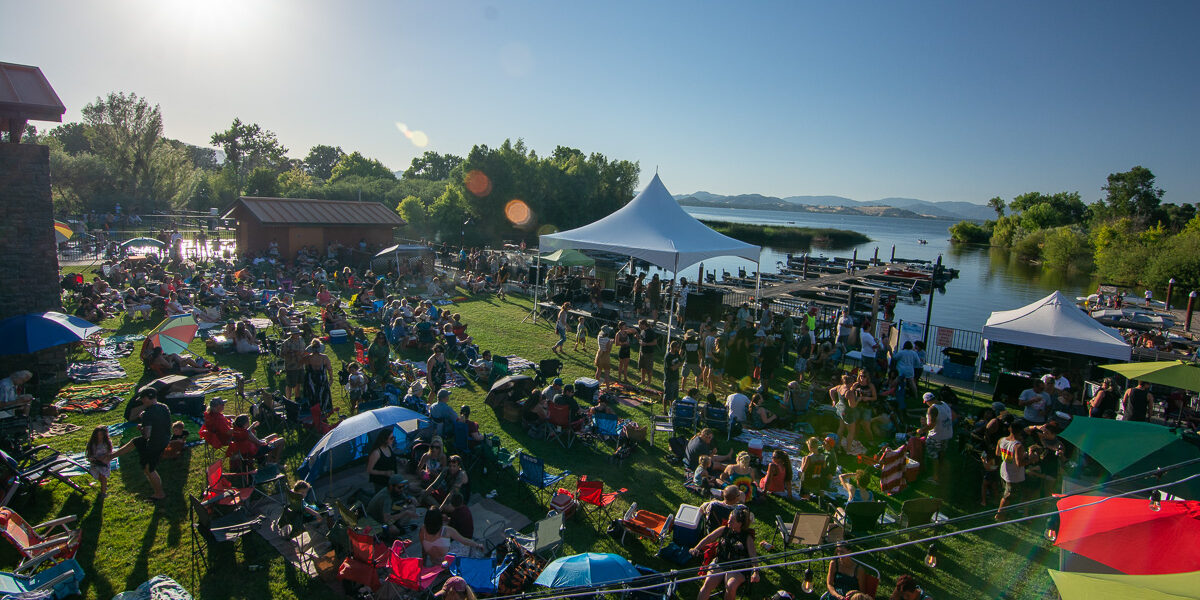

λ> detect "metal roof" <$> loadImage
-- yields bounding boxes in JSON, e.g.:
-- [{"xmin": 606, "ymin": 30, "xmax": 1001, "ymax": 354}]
[
  {"xmin": 0, "ymin": 62, "xmax": 65, "ymax": 122},
  {"xmin": 224, "ymin": 197, "xmax": 405, "ymax": 227}
]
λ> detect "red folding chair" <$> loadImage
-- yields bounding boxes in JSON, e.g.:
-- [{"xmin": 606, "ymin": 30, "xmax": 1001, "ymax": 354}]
[
  {"xmin": 575, "ymin": 475, "xmax": 626, "ymax": 523},
  {"xmin": 354, "ymin": 342, "xmax": 369, "ymax": 367},
  {"xmin": 201, "ymin": 461, "xmax": 254, "ymax": 510},
  {"xmin": 386, "ymin": 540, "xmax": 444, "ymax": 593},
  {"xmin": 337, "ymin": 528, "xmax": 393, "ymax": 592}
]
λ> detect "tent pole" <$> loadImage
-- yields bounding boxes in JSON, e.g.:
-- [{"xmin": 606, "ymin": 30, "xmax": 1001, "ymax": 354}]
[
  {"xmin": 524, "ymin": 249, "xmax": 541, "ymax": 324},
  {"xmin": 667, "ymin": 255, "xmax": 678, "ymax": 349},
  {"xmin": 754, "ymin": 252, "xmax": 763, "ymax": 321}
]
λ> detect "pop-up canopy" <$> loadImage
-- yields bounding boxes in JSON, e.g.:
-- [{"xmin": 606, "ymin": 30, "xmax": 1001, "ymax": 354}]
[{"xmin": 983, "ymin": 291, "xmax": 1131, "ymax": 361}]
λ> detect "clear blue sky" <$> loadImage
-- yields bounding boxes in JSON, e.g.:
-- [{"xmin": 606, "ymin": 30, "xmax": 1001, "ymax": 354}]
[{"xmin": 4, "ymin": 0, "xmax": 1198, "ymax": 205}]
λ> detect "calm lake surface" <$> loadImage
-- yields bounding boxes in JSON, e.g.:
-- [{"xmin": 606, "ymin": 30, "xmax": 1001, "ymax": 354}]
[{"xmin": 680, "ymin": 206, "xmax": 1096, "ymax": 333}]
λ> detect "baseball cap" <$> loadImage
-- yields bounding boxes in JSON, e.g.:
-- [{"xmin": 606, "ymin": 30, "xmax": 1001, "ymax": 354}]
[
  {"xmin": 552, "ymin": 377, "xmax": 563, "ymax": 386},
  {"xmin": 389, "ymin": 473, "xmax": 407, "ymax": 486},
  {"xmin": 437, "ymin": 388, "xmax": 451, "ymax": 399},
  {"xmin": 922, "ymin": 392, "xmax": 936, "ymax": 403},
  {"xmin": 208, "ymin": 397, "xmax": 226, "ymax": 408},
  {"xmin": 992, "ymin": 401, "xmax": 1007, "ymax": 413}
]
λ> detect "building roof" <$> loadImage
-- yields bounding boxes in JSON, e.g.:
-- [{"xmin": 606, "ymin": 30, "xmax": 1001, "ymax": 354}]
[
  {"xmin": 224, "ymin": 197, "xmax": 405, "ymax": 227},
  {"xmin": 0, "ymin": 62, "xmax": 65, "ymax": 123}
]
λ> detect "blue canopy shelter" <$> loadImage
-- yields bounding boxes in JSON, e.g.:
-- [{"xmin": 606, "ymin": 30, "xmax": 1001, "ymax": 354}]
[{"xmin": 295, "ymin": 406, "xmax": 429, "ymax": 491}]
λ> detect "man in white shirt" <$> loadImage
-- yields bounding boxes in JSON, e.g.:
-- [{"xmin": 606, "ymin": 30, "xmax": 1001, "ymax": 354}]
[
  {"xmin": 919, "ymin": 392, "xmax": 955, "ymax": 485},
  {"xmin": 1019, "ymin": 379, "xmax": 1051, "ymax": 424},
  {"xmin": 859, "ymin": 318, "xmax": 881, "ymax": 376},
  {"xmin": 726, "ymin": 387, "xmax": 751, "ymax": 423}
]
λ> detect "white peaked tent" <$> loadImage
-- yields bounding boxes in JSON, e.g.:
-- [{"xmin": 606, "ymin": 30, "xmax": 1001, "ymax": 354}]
[
  {"xmin": 983, "ymin": 291, "xmax": 1132, "ymax": 361},
  {"xmin": 537, "ymin": 173, "xmax": 762, "ymax": 339}
]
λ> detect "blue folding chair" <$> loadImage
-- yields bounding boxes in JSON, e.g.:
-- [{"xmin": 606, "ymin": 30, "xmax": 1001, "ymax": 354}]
[
  {"xmin": 517, "ymin": 452, "xmax": 570, "ymax": 505},
  {"xmin": 451, "ymin": 554, "xmax": 512, "ymax": 595},
  {"xmin": 593, "ymin": 412, "xmax": 621, "ymax": 445},
  {"xmin": 0, "ymin": 558, "xmax": 84, "ymax": 599},
  {"xmin": 703, "ymin": 403, "xmax": 733, "ymax": 440}
]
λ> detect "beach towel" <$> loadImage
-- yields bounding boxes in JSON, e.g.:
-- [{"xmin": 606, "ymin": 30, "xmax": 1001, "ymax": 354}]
[
  {"xmin": 503, "ymin": 355, "xmax": 536, "ymax": 372},
  {"xmin": 55, "ymin": 382, "xmax": 134, "ymax": 413},
  {"xmin": 403, "ymin": 360, "xmax": 468, "ymax": 389},
  {"xmin": 67, "ymin": 360, "xmax": 128, "ymax": 383},
  {"xmin": 189, "ymin": 370, "xmax": 240, "ymax": 393},
  {"xmin": 87, "ymin": 341, "xmax": 134, "ymax": 360}
]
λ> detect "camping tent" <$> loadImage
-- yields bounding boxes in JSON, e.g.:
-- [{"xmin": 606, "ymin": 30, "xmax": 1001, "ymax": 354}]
[
  {"xmin": 294, "ymin": 406, "xmax": 429, "ymax": 487},
  {"xmin": 537, "ymin": 174, "xmax": 761, "ymax": 340},
  {"xmin": 982, "ymin": 291, "xmax": 1131, "ymax": 361},
  {"xmin": 540, "ymin": 248, "xmax": 595, "ymax": 267}
]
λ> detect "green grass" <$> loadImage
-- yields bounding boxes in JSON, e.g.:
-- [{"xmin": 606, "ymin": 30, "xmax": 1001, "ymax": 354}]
[{"xmin": 15, "ymin": 269, "xmax": 1058, "ymax": 599}]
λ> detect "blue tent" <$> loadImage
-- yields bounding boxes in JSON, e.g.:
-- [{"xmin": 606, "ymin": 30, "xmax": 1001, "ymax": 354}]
[{"xmin": 295, "ymin": 406, "xmax": 429, "ymax": 485}]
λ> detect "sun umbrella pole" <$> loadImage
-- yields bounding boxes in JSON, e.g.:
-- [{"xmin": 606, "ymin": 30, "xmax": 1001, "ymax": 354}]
[
  {"xmin": 667, "ymin": 255, "xmax": 678, "ymax": 349},
  {"xmin": 754, "ymin": 251, "xmax": 763, "ymax": 321}
]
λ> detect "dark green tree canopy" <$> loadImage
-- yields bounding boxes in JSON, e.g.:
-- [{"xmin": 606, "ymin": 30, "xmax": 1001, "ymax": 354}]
[
  {"xmin": 403, "ymin": 151, "xmax": 463, "ymax": 180},
  {"xmin": 330, "ymin": 151, "xmax": 396, "ymax": 182},
  {"xmin": 210, "ymin": 118, "xmax": 289, "ymax": 183},
  {"xmin": 1099, "ymin": 165, "xmax": 1163, "ymax": 223},
  {"xmin": 303, "ymin": 144, "xmax": 345, "ymax": 181}
]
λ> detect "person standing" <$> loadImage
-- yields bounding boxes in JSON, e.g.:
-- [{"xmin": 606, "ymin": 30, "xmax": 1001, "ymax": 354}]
[
  {"xmin": 1122, "ymin": 380, "xmax": 1154, "ymax": 422},
  {"xmin": 426, "ymin": 345, "xmax": 450, "ymax": 399},
  {"xmin": 114, "ymin": 389, "xmax": 170, "ymax": 502},
  {"xmin": 1018, "ymin": 378, "xmax": 1051, "ymax": 425},
  {"xmin": 615, "ymin": 322, "xmax": 633, "ymax": 382},
  {"xmin": 858, "ymin": 318, "xmax": 881, "ymax": 378},
  {"xmin": 919, "ymin": 392, "xmax": 955, "ymax": 486},
  {"xmin": 367, "ymin": 331, "xmax": 391, "ymax": 383},
  {"xmin": 551, "ymin": 302, "xmax": 571, "ymax": 354},
  {"xmin": 892, "ymin": 341, "xmax": 922, "ymax": 411},
  {"xmin": 779, "ymin": 309, "xmax": 795, "ymax": 365},
  {"xmin": 995, "ymin": 421, "xmax": 1027, "ymax": 520},
  {"xmin": 594, "ymin": 326, "xmax": 613, "ymax": 382},
  {"xmin": 681, "ymin": 330, "xmax": 702, "ymax": 391},
  {"xmin": 280, "ymin": 329, "xmax": 307, "ymax": 401},
  {"xmin": 304, "ymin": 339, "xmax": 334, "ymax": 413},
  {"xmin": 662, "ymin": 341, "xmax": 683, "ymax": 415},
  {"xmin": 637, "ymin": 319, "xmax": 658, "ymax": 385},
  {"xmin": 1088, "ymin": 377, "xmax": 1118, "ymax": 418}
]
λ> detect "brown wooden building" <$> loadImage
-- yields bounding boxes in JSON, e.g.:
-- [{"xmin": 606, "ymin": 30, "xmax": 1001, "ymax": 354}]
[{"xmin": 223, "ymin": 197, "xmax": 405, "ymax": 259}]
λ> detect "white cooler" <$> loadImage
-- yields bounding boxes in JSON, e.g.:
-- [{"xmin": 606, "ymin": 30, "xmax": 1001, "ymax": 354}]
[{"xmin": 673, "ymin": 503, "xmax": 703, "ymax": 547}]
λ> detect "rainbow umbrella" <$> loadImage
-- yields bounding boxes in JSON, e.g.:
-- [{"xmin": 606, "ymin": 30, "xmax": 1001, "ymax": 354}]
[
  {"xmin": 53, "ymin": 221, "xmax": 74, "ymax": 244},
  {"xmin": 146, "ymin": 314, "xmax": 198, "ymax": 356}
]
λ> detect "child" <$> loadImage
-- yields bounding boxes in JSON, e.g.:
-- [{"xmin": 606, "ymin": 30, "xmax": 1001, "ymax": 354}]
[
  {"xmin": 573, "ymin": 316, "xmax": 588, "ymax": 352},
  {"xmin": 693, "ymin": 455, "xmax": 717, "ymax": 492},
  {"xmin": 162, "ymin": 421, "xmax": 189, "ymax": 459},
  {"xmin": 85, "ymin": 425, "xmax": 114, "ymax": 496}
]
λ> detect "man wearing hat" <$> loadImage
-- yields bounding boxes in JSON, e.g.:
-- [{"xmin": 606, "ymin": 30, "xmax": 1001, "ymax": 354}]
[
  {"xmin": 435, "ymin": 575, "xmax": 474, "ymax": 600},
  {"xmin": 115, "ymin": 388, "xmax": 171, "ymax": 501},
  {"xmin": 541, "ymin": 377, "xmax": 564, "ymax": 403},
  {"xmin": 366, "ymin": 473, "xmax": 417, "ymax": 540},
  {"xmin": 919, "ymin": 392, "xmax": 955, "ymax": 486},
  {"xmin": 429, "ymin": 388, "xmax": 459, "ymax": 438}
]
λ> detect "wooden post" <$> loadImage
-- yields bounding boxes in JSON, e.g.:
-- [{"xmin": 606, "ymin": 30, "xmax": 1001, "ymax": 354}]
[
  {"xmin": 873, "ymin": 247, "xmax": 879, "ymax": 266},
  {"xmin": 802, "ymin": 254, "xmax": 809, "ymax": 280},
  {"xmin": 890, "ymin": 244, "xmax": 896, "ymax": 262},
  {"xmin": 1187, "ymin": 291, "xmax": 1196, "ymax": 331},
  {"xmin": 1166, "ymin": 278, "xmax": 1176, "ymax": 310}
]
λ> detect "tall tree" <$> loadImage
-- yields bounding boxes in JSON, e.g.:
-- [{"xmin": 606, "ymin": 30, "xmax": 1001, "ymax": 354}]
[
  {"xmin": 244, "ymin": 167, "xmax": 280, "ymax": 197},
  {"xmin": 396, "ymin": 195, "xmax": 429, "ymax": 232},
  {"xmin": 48, "ymin": 123, "xmax": 91, "ymax": 155},
  {"xmin": 210, "ymin": 118, "xmax": 289, "ymax": 188},
  {"xmin": 303, "ymin": 144, "xmax": 345, "ymax": 181},
  {"xmin": 402, "ymin": 151, "xmax": 463, "ymax": 180},
  {"xmin": 987, "ymin": 196, "xmax": 1005, "ymax": 218},
  {"xmin": 330, "ymin": 151, "xmax": 396, "ymax": 182},
  {"xmin": 1100, "ymin": 166, "xmax": 1164, "ymax": 223}
]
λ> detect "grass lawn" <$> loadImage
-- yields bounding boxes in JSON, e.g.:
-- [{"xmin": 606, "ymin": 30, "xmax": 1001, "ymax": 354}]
[{"xmin": 8, "ymin": 268, "xmax": 1059, "ymax": 599}]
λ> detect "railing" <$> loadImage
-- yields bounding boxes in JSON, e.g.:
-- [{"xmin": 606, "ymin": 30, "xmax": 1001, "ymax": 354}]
[{"xmin": 889, "ymin": 319, "xmax": 985, "ymax": 373}]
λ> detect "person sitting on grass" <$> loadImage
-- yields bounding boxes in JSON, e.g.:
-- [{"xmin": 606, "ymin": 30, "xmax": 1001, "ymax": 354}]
[
  {"xmin": 422, "ymin": 454, "xmax": 469, "ymax": 507},
  {"xmin": 686, "ymin": 428, "xmax": 733, "ymax": 471},
  {"xmin": 693, "ymin": 455, "xmax": 718, "ymax": 492},
  {"xmin": 367, "ymin": 473, "xmax": 418, "ymax": 540},
  {"xmin": 720, "ymin": 451, "xmax": 759, "ymax": 503},
  {"xmin": 837, "ymin": 469, "xmax": 874, "ymax": 504},
  {"xmin": 799, "ymin": 437, "xmax": 831, "ymax": 499},
  {"xmin": 747, "ymin": 393, "xmax": 780, "ymax": 429},
  {"xmin": 758, "ymin": 449, "xmax": 794, "ymax": 499},
  {"xmin": 470, "ymin": 350, "xmax": 493, "ymax": 381},
  {"xmin": 420, "ymin": 508, "xmax": 483, "ymax": 566}
]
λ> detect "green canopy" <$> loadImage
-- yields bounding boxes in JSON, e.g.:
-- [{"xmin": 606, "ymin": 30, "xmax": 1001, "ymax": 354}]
[
  {"xmin": 540, "ymin": 248, "xmax": 595, "ymax": 267},
  {"xmin": 1100, "ymin": 360, "xmax": 1200, "ymax": 393},
  {"xmin": 1059, "ymin": 417, "xmax": 1200, "ymax": 499},
  {"xmin": 1049, "ymin": 569, "xmax": 1200, "ymax": 600}
]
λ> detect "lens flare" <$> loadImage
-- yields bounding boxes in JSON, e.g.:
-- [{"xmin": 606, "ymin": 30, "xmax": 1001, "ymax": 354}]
[
  {"xmin": 537, "ymin": 224, "xmax": 558, "ymax": 236},
  {"xmin": 464, "ymin": 170, "xmax": 492, "ymax": 197},
  {"xmin": 394, "ymin": 122, "xmax": 430, "ymax": 148},
  {"xmin": 505, "ymin": 199, "xmax": 532, "ymax": 226}
]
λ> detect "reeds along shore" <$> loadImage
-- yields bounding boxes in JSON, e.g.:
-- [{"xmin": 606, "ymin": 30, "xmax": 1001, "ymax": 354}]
[{"xmin": 699, "ymin": 220, "xmax": 871, "ymax": 249}]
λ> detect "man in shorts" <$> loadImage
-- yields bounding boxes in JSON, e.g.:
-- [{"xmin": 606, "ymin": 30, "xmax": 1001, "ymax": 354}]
[
  {"xmin": 280, "ymin": 329, "xmax": 307, "ymax": 401},
  {"xmin": 995, "ymin": 420, "xmax": 1028, "ymax": 520},
  {"xmin": 116, "ymin": 388, "xmax": 171, "ymax": 501},
  {"xmin": 918, "ymin": 392, "xmax": 954, "ymax": 486},
  {"xmin": 637, "ymin": 319, "xmax": 658, "ymax": 385}
]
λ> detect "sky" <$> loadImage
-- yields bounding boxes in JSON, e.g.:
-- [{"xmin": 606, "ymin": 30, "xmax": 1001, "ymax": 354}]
[{"xmin": 4, "ymin": 0, "xmax": 1199, "ymax": 206}]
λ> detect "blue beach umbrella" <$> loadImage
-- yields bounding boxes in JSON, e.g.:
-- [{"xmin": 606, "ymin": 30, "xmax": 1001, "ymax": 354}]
[
  {"xmin": 534, "ymin": 552, "xmax": 640, "ymax": 588},
  {"xmin": 0, "ymin": 312, "xmax": 101, "ymax": 355},
  {"xmin": 295, "ymin": 406, "xmax": 429, "ymax": 486}
]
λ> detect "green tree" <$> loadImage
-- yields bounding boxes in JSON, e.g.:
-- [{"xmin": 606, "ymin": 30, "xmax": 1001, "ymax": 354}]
[
  {"xmin": 396, "ymin": 195, "xmax": 429, "ymax": 232},
  {"xmin": 987, "ymin": 196, "xmax": 1005, "ymax": 218},
  {"xmin": 330, "ymin": 151, "xmax": 396, "ymax": 182},
  {"xmin": 277, "ymin": 166, "xmax": 315, "ymax": 197},
  {"xmin": 402, "ymin": 151, "xmax": 463, "ymax": 180},
  {"xmin": 303, "ymin": 144, "xmax": 344, "ymax": 181},
  {"xmin": 990, "ymin": 215, "xmax": 1019, "ymax": 247},
  {"xmin": 244, "ymin": 166, "xmax": 280, "ymax": 197},
  {"xmin": 1098, "ymin": 166, "xmax": 1163, "ymax": 224},
  {"xmin": 210, "ymin": 118, "xmax": 289, "ymax": 188},
  {"xmin": 948, "ymin": 220, "xmax": 991, "ymax": 244},
  {"xmin": 48, "ymin": 122, "xmax": 91, "ymax": 155},
  {"xmin": 1042, "ymin": 226, "xmax": 1092, "ymax": 271},
  {"xmin": 186, "ymin": 172, "xmax": 216, "ymax": 211}
]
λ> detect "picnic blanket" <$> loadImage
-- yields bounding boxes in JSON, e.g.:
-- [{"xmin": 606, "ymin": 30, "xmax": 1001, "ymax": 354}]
[
  {"xmin": 32, "ymin": 421, "xmax": 81, "ymax": 440},
  {"xmin": 106, "ymin": 333, "xmax": 146, "ymax": 344},
  {"xmin": 402, "ymin": 360, "xmax": 468, "ymax": 389},
  {"xmin": 503, "ymin": 355, "xmax": 536, "ymax": 372},
  {"xmin": 87, "ymin": 341, "xmax": 134, "ymax": 360},
  {"xmin": 55, "ymin": 382, "xmax": 134, "ymax": 413},
  {"xmin": 67, "ymin": 360, "xmax": 128, "ymax": 383},
  {"xmin": 733, "ymin": 427, "xmax": 811, "ymax": 458},
  {"xmin": 189, "ymin": 370, "xmax": 240, "ymax": 393},
  {"xmin": 602, "ymin": 381, "xmax": 659, "ymax": 407}
]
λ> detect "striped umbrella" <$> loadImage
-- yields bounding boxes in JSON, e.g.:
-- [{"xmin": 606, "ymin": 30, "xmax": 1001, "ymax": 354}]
[
  {"xmin": 54, "ymin": 221, "xmax": 74, "ymax": 244},
  {"xmin": 146, "ymin": 314, "xmax": 198, "ymax": 356}
]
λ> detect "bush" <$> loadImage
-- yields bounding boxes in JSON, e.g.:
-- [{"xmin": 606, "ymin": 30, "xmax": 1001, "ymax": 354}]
[
  {"xmin": 949, "ymin": 221, "xmax": 991, "ymax": 244},
  {"xmin": 1042, "ymin": 227, "xmax": 1092, "ymax": 272},
  {"xmin": 1012, "ymin": 229, "xmax": 1045, "ymax": 260}
]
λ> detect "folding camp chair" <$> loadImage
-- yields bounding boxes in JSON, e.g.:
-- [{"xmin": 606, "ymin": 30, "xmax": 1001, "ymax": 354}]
[
  {"xmin": 384, "ymin": 540, "xmax": 443, "ymax": 594},
  {"xmin": 0, "ymin": 447, "xmax": 91, "ymax": 505},
  {"xmin": 451, "ymin": 554, "xmax": 513, "ymax": 595},
  {"xmin": 590, "ymin": 412, "xmax": 621, "ymax": 446},
  {"xmin": 338, "ymin": 531, "xmax": 394, "ymax": 593},
  {"xmin": 504, "ymin": 510, "xmax": 565, "ymax": 559},
  {"xmin": 650, "ymin": 400, "xmax": 697, "ymax": 446},
  {"xmin": 703, "ymin": 403, "xmax": 732, "ymax": 440},
  {"xmin": 353, "ymin": 342, "xmax": 370, "ymax": 367},
  {"xmin": 833, "ymin": 501, "xmax": 888, "ymax": 538},
  {"xmin": 625, "ymin": 564, "xmax": 678, "ymax": 600},
  {"xmin": 189, "ymin": 495, "xmax": 262, "ymax": 570},
  {"xmin": 619, "ymin": 503, "xmax": 674, "ymax": 551},
  {"xmin": 452, "ymin": 421, "xmax": 483, "ymax": 472},
  {"xmin": 0, "ymin": 558, "xmax": 84, "ymax": 599},
  {"xmin": 883, "ymin": 497, "xmax": 948, "ymax": 529},
  {"xmin": 771, "ymin": 512, "xmax": 831, "ymax": 550},
  {"xmin": 517, "ymin": 452, "xmax": 569, "ymax": 505},
  {"xmin": 856, "ymin": 559, "xmax": 882, "ymax": 597},
  {"xmin": 201, "ymin": 461, "xmax": 255, "ymax": 511},
  {"xmin": 0, "ymin": 508, "xmax": 81, "ymax": 573},
  {"xmin": 575, "ymin": 475, "xmax": 626, "ymax": 524},
  {"xmin": 546, "ymin": 402, "xmax": 575, "ymax": 449}
]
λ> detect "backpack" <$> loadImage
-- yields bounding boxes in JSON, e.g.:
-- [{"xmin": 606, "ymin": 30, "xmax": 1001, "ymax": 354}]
[
  {"xmin": 606, "ymin": 520, "xmax": 626, "ymax": 543},
  {"xmin": 656, "ymin": 542, "xmax": 694, "ymax": 566},
  {"xmin": 668, "ymin": 436, "xmax": 688, "ymax": 464}
]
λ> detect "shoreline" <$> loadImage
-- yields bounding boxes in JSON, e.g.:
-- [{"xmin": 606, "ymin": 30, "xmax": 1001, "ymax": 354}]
[{"xmin": 700, "ymin": 219, "xmax": 871, "ymax": 249}]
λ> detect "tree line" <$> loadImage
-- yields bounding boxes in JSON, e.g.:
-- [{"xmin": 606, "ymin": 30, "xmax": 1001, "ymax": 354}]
[
  {"xmin": 39, "ymin": 91, "xmax": 640, "ymax": 246},
  {"xmin": 948, "ymin": 166, "xmax": 1200, "ymax": 289}
]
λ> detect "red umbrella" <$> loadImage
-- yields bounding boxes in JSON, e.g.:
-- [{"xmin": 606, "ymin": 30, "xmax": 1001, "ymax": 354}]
[{"xmin": 1054, "ymin": 495, "xmax": 1200, "ymax": 575}]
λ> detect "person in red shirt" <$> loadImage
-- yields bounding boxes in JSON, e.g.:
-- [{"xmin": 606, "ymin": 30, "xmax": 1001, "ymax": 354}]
[
  {"xmin": 229, "ymin": 414, "xmax": 282, "ymax": 464},
  {"xmin": 201, "ymin": 397, "xmax": 233, "ymax": 447}
]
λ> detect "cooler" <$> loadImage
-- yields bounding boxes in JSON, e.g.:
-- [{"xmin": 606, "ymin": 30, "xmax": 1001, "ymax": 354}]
[
  {"xmin": 748, "ymin": 439, "xmax": 764, "ymax": 460},
  {"xmin": 329, "ymin": 329, "xmax": 349, "ymax": 344},
  {"xmin": 574, "ymin": 377, "xmax": 600, "ymax": 403},
  {"xmin": 905, "ymin": 458, "xmax": 921, "ymax": 482},
  {"xmin": 673, "ymin": 503, "xmax": 703, "ymax": 547}
]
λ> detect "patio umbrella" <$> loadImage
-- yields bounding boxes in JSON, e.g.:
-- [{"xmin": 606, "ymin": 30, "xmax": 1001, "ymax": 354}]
[
  {"xmin": 1059, "ymin": 417, "xmax": 1200, "ymax": 499},
  {"xmin": 540, "ymin": 248, "xmax": 595, "ymax": 267},
  {"xmin": 53, "ymin": 221, "xmax": 73, "ymax": 244},
  {"xmin": 534, "ymin": 552, "xmax": 640, "ymax": 588},
  {"xmin": 146, "ymin": 314, "xmax": 198, "ymax": 356},
  {"xmin": 294, "ymin": 406, "xmax": 429, "ymax": 486},
  {"xmin": 1049, "ymin": 569, "xmax": 1200, "ymax": 599},
  {"xmin": 1054, "ymin": 495, "xmax": 1200, "ymax": 574},
  {"xmin": 120, "ymin": 237, "xmax": 165, "ymax": 250},
  {"xmin": 1100, "ymin": 360, "xmax": 1200, "ymax": 393},
  {"xmin": 0, "ymin": 312, "xmax": 101, "ymax": 355}
]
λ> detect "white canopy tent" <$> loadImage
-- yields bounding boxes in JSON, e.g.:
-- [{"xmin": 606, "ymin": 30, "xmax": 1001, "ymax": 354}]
[
  {"xmin": 983, "ymin": 290, "xmax": 1132, "ymax": 361},
  {"xmin": 537, "ymin": 173, "xmax": 762, "ymax": 341}
]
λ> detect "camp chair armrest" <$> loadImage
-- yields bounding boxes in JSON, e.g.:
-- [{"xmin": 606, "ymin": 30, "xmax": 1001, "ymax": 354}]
[
  {"xmin": 34, "ymin": 515, "xmax": 78, "ymax": 531},
  {"xmin": 13, "ymin": 551, "xmax": 56, "ymax": 574},
  {"xmin": 24, "ymin": 533, "xmax": 77, "ymax": 553}
]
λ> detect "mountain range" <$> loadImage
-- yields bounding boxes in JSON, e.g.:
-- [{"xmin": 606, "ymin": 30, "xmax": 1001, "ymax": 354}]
[{"xmin": 675, "ymin": 191, "xmax": 995, "ymax": 221}]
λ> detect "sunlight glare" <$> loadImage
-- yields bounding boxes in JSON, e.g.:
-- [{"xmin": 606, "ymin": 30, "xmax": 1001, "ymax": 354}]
[{"xmin": 504, "ymin": 199, "xmax": 532, "ymax": 227}]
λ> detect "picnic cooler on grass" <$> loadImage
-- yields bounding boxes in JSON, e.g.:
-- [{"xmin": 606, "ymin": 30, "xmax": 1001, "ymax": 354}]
[
  {"xmin": 550, "ymin": 489, "xmax": 578, "ymax": 520},
  {"xmin": 876, "ymin": 446, "xmax": 908, "ymax": 495},
  {"xmin": 748, "ymin": 439, "xmax": 764, "ymax": 459},
  {"xmin": 328, "ymin": 329, "xmax": 348, "ymax": 344},
  {"xmin": 574, "ymin": 377, "xmax": 600, "ymax": 403},
  {"xmin": 673, "ymin": 503, "xmax": 703, "ymax": 547}
]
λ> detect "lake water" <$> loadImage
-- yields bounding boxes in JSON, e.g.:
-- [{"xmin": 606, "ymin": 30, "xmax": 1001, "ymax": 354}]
[{"xmin": 680, "ymin": 206, "xmax": 1096, "ymax": 333}]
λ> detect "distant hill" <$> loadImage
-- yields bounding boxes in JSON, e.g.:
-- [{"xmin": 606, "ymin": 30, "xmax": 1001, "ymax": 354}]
[{"xmin": 677, "ymin": 191, "xmax": 995, "ymax": 221}]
